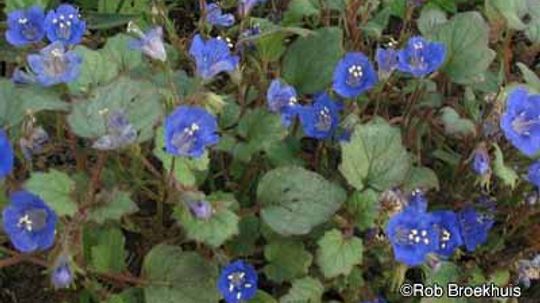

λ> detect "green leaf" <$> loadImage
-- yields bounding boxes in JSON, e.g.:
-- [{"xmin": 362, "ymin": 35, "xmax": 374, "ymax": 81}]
[
  {"xmin": 430, "ymin": 12, "xmax": 496, "ymax": 84},
  {"xmin": 280, "ymin": 277, "xmax": 324, "ymax": 303},
  {"xmin": 485, "ymin": 0, "xmax": 537, "ymax": 31},
  {"xmin": 517, "ymin": 62, "xmax": 540, "ymax": 92},
  {"xmin": 25, "ymin": 170, "xmax": 77, "ymax": 216},
  {"xmin": 98, "ymin": 0, "xmax": 149, "ymax": 14},
  {"xmin": 88, "ymin": 190, "xmax": 139, "ymax": 224},
  {"xmin": 249, "ymin": 291, "xmax": 278, "ymax": 303},
  {"xmin": 362, "ymin": 7, "xmax": 392, "ymax": 38},
  {"xmin": 339, "ymin": 118, "xmax": 411, "ymax": 191},
  {"xmin": 492, "ymin": 143, "xmax": 519, "ymax": 189},
  {"xmin": 403, "ymin": 166, "xmax": 440, "ymax": 192},
  {"xmin": 174, "ymin": 193, "xmax": 239, "ymax": 248},
  {"xmin": 143, "ymin": 244, "xmax": 219, "ymax": 303},
  {"xmin": 153, "ymin": 127, "xmax": 210, "ymax": 186},
  {"xmin": 282, "ymin": 27, "xmax": 343, "ymax": 94},
  {"xmin": 440, "ymin": 107, "xmax": 477, "ymax": 137},
  {"xmin": 69, "ymin": 45, "xmax": 120, "ymax": 94},
  {"xmin": 101, "ymin": 34, "xmax": 144, "ymax": 71},
  {"xmin": 4, "ymin": 0, "xmax": 48, "ymax": 12},
  {"xmin": 233, "ymin": 109, "xmax": 288, "ymax": 162},
  {"xmin": 264, "ymin": 240, "xmax": 313, "ymax": 283},
  {"xmin": 258, "ymin": 166, "xmax": 346, "ymax": 236},
  {"xmin": 418, "ymin": 7, "xmax": 448, "ymax": 36},
  {"xmin": 68, "ymin": 77, "xmax": 163, "ymax": 142},
  {"xmin": 226, "ymin": 215, "xmax": 260, "ymax": 256},
  {"xmin": 421, "ymin": 262, "xmax": 465, "ymax": 303},
  {"xmin": 0, "ymin": 80, "xmax": 69, "ymax": 128},
  {"xmin": 83, "ymin": 227, "xmax": 126, "ymax": 273},
  {"xmin": 316, "ymin": 229, "xmax": 363, "ymax": 279},
  {"xmin": 86, "ymin": 12, "xmax": 139, "ymax": 30},
  {"xmin": 346, "ymin": 189, "xmax": 379, "ymax": 231},
  {"xmin": 282, "ymin": 0, "xmax": 320, "ymax": 25}
]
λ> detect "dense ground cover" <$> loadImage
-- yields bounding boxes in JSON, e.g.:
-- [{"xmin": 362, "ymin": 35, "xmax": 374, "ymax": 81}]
[{"xmin": 0, "ymin": 0, "xmax": 539, "ymax": 302}]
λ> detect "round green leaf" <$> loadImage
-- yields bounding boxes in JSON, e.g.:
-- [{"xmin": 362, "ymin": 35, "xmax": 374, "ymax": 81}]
[
  {"xmin": 339, "ymin": 118, "xmax": 410, "ymax": 191},
  {"xmin": 316, "ymin": 229, "xmax": 363, "ymax": 279},
  {"xmin": 257, "ymin": 166, "xmax": 346, "ymax": 236}
]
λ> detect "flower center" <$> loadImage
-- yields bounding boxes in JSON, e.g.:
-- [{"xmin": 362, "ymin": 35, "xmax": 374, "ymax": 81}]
[
  {"xmin": 43, "ymin": 49, "xmax": 67, "ymax": 77},
  {"xmin": 512, "ymin": 111, "xmax": 540, "ymax": 136},
  {"xmin": 227, "ymin": 271, "xmax": 253, "ymax": 300},
  {"xmin": 171, "ymin": 123, "xmax": 199, "ymax": 154},
  {"xmin": 346, "ymin": 64, "xmax": 364, "ymax": 87},
  {"xmin": 52, "ymin": 14, "xmax": 75, "ymax": 39},
  {"xmin": 18, "ymin": 18, "xmax": 40, "ymax": 40},
  {"xmin": 316, "ymin": 107, "xmax": 332, "ymax": 132},
  {"xmin": 397, "ymin": 228, "xmax": 431, "ymax": 246},
  {"xmin": 440, "ymin": 229, "xmax": 451, "ymax": 249},
  {"xmin": 17, "ymin": 208, "xmax": 48, "ymax": 232}
]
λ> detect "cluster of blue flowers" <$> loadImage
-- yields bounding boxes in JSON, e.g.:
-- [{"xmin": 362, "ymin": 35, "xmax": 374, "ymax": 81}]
[
  {"xmin": 261, "ymin": 36, "xmax": 446, "ymax": 140},
  {"xmin": 385, "ymin": 191, "xmax": 494, "ymax": 266},
  {"xmin": 7, "ymin": 4, "xmax": 85, "ymax": 86}
]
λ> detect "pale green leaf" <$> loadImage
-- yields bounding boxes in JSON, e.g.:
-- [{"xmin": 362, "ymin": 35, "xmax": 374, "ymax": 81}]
[
  {"xmin": 316, "ymin": 229, "xmax": 363, "ymax": 279},
  {"xmin": 25, "ymin": 170, "xmax": 77, "ymax": 216}
]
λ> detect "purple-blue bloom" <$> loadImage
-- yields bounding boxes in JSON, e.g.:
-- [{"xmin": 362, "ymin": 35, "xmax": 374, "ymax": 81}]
[
  {"xmin": 5, "ymin": 6, "xmax": 46, "ymax": 47},
  {"xmin": 527, "ymin": 161, "xmax": 540, "ymax": 188},
  {"xmin": 0, "ymin": 130, "xmax": 15, "ymax": 180},
  {"xmin": 385, "ymin": 202, "xmax": 439, "ymax": 266},
  {"xmin": 189, "ymin": 34, "xmax": 240, "ymax": 80},
  {"xmin": 266, "ymin": 79, "xmax": 301, "ymax": 127},
  {"xmin": 44, "ymin": 4, "xmax": 86, "ymax": 45},
  {"xmin": 188, "ymin": 200, "xmax": 214, "ymax": 219},
  {"xmin": 2, "ymin": 191, "xmax": 57, "ymax": 253},
  {"xmin": 375, "ymin": 47, "xmax": 398, "ymax": 78},
  {"xmin": 432, "ymin": 211, "xmax": 463, "ymax": 258},
  {"xmin": 397, "ymin": 36, "xmax": 446, "ymax": 77},
  {"xmin": 129, "ymin": 27, "xmax": 167, "ymax": 62},
  {"xmin": 206, "ymin": 3, "xmax": 235, "ymax": 27},
  {"xmin": 164, "ymin": 106, "xmax": 220, "ymax": 158},
  {"xmin": 457, "ymin": 206, "xmax": 494, "ymax": 252},
  {"xmin": 406, "ymin": 189, "xmax": 428, "ymax": 213},
  {"xmin": 19, "ymin": 41, "xmax": 82, "ymax": 87},
  {"xmin": 332, "ymin": 52, "xmax": 378, "ymax": 99},
  {"xmin": 51, "ymin": 255, "xmax": 73, "ymax": 289},
  {"xmin": 217, "ymin": 260, "xmax": 258, "ymax": 303},
  {"xmin": 471, "ymin": 145, "xmax": 490, "ymax": 176},
  {"xmin": 93, "ymin": 110, "xmax": 137, "ymax": 151},
  {"xmin": 298, "ymin": 93, "xmax": 342, "ymax": 139},
  {"xmin": 238, "ymin": 0, "xmax": 267, "ymax": 17},
  {"xmin": 500, "ymin": 87, "xmax": 540, "ymax": 157}
]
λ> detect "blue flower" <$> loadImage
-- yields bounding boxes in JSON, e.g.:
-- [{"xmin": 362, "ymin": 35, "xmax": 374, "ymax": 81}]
[
  {"xmin": 375, "ymin": 47, "xmax": 398, "ymax": 78},
  {"xmin": 218, "ymin": 260, "xmax": 258, "ymax": 303},
  {"xmin": 2, "ymin": 191, "xmax": 57, "ymax": 253},
  {"xmin": 471, "ymin": 145, "xmax": 490, "ymax": 176},
  {"xmin": 527, "ymin": 161, "xmax": 540, "ymax": 188},
  {"xmin": 20, "ymin": 41, "xmax": 82, "ymax": 87},
  {"xmin": 406, "ymin": 189, "xmax": 428, "ymax": 213},
  {"xmin": 44, "ymin": 4, "xmax": 86, "ymax": 45},
  {"xmin": 129, "ymin": 26, "xmax": 167, "ymax": 62},
  {"xmin": 51, "ymin": 255, "xmax": 73, "ymax": 289},
  {"xmin": 189, "ymin": 34, "xmax": 240, "ymax": 80},
  {"xmin": 206, "ymin": 3, "xmax": 235, "ymax": 27},
  {"xmin": 0, "ymin": 130, "xmax": 14, "ymax": 180},
  {"xmin": 93, "ymin": 110, "xmax": 137, "ymax": 151},
  {"xmin": 332, "ymin": 52, "xmax": 378, "ymax": 99},
  {"xmin": 188, "ymin": 200, "xmax": 214, "ymax": 219},
  {"xmin": 362, "ymin": 297, "xmax": 387, "ymax": 303},
  {"xmin": 298, "ymin": 93, "xmax": 342, "ymax": 139},
  {"xmin": 5, "ymin": 6, "xmax": 46, "ymax": 47},
  {"xmin": 266, "ymin": 79, "xmax": 301, "ymax": 127},
  {"xmin": 164, "ymin": 106, "xmax": 220, "ymax": 158},
  {"xmin": 432, "ymin": 211, "xmax": 463, "ymax": 258},
  {"xmin": 397, "ymin": 36, "xmax": 446, "ymax": 77},
  {"xmin": 500, "ymin": 87, "xmax": 540, "ymax": 157},
  {"xmin": 457, "ymin": 206, "xmax": 494, "ymax": 252},
  {"xmin": 238, "ymin": 0, "xmax": 267, "ymax": 16},
  {"xmin": 385, "ymin": 204, "xmax": 439, "ymax": 266}
]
